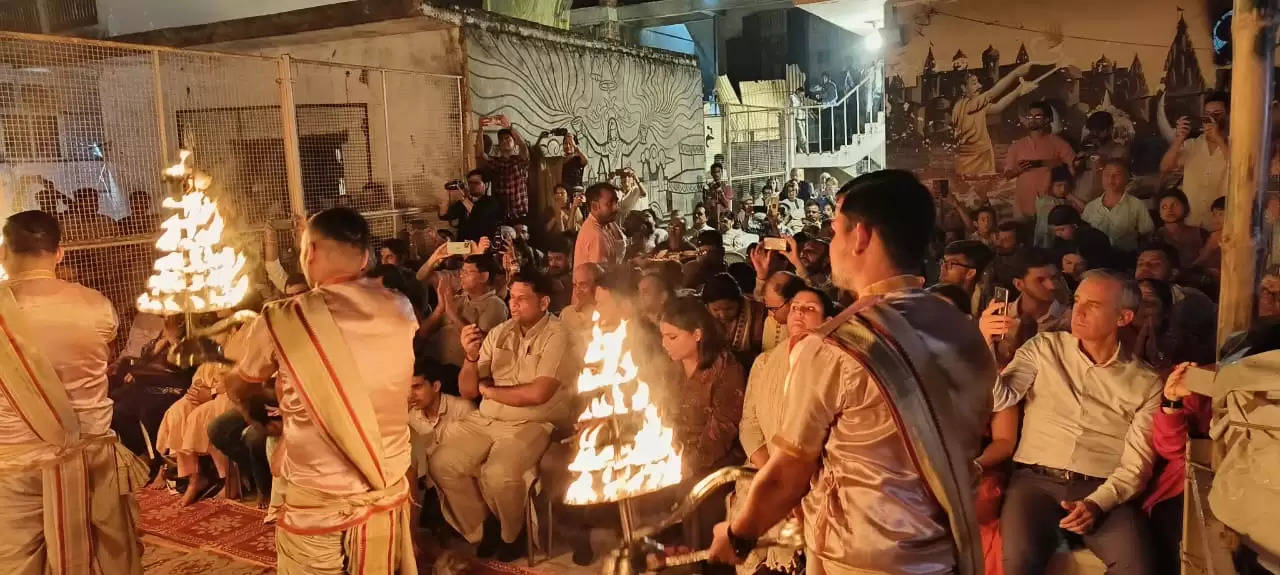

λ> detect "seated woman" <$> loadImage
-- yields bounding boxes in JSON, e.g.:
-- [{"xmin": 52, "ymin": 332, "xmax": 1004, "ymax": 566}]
[
  {"xmin": 734, "ymin": 285, "xmax": 837, "ymax": 575},
  {"xmin": 658, "ymin": 297, "xmax": 747, "ymax": 549},
  {"xmin": 701, "ymin": 272, "xmax": 767, "ymax": 368},
  {"xmin": 157, "ymin": 308, "xmax": 253, "ymax": 506}
]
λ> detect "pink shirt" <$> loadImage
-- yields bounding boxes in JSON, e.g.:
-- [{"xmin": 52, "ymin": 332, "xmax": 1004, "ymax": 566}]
[
  {"xmin": 1005, "ymin": 134, "xmax": 1075, "ymax": 217},
  {"xmin": 1143, "ymin": 393, "xmax": 1211, "ymax": 514},
  {"xmin": 573, "ymin": 213, "xmax": 625, "ymax": 265},
  {"xmin": 0, "ymin": 271, "xmax": 116, "ymax": 443},
  {"xmin": 236, "ymin": 278, "xmax": 416, "ymax": 497}
]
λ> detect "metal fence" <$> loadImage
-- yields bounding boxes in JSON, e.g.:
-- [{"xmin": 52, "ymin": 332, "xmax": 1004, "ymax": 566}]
[
  {"xmin": 721, "ymin": 103, "xmax": 788, "ymax": 205},
  {"xmin": 0, "ymin": 32, "xmax": 465, "ymax": 352}
]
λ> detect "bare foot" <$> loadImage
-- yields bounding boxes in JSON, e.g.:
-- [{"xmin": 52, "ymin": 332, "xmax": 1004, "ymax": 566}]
[{"xmin": 180, "ymin": 474, "xmax": 207, "ymax": 507}]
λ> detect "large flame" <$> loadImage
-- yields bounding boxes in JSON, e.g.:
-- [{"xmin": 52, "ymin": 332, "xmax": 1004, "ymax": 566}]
[
  {"xmin": 136, "ymin": 150, "xmax": 249, "ymax": 315},
  {"xmin": 564, "ymin": 313, "xmax": 682, "ymax": 505}
]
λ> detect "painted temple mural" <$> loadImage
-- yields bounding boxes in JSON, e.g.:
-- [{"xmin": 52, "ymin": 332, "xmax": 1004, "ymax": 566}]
[{"xmin": 885, "ymin": 2, "xmax": 1222, "ymax": 214}]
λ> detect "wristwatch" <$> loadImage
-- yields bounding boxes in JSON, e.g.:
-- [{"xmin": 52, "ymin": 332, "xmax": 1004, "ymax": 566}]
[
  {"xmin": 726, "ymin": 525, "xmax": 757, "ymax": 560},
  {"xmin": 1161, "ymin": 397, "xmax": 1184, "ymax": 410}
]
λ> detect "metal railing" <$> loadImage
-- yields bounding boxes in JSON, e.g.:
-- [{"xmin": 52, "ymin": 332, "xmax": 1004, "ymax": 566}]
[{"xmin": 792, "ymin": 71, "xmax": 879, "ymax": 155}]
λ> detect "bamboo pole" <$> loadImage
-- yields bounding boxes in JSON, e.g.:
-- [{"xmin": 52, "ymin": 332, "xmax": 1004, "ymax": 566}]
[
  {"xmin": 278, "ymin": 55, "xmax": 307, "ymax": 226},
  {"xmin": 1219, "ymin": 0, "xmax": 1277, "ymax": 352}
]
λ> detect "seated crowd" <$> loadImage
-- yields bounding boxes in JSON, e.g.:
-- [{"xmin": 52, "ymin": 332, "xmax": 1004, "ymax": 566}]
[{"xmin": 98, "ymin": 144, "xmax": 1271, "ymax": 575}]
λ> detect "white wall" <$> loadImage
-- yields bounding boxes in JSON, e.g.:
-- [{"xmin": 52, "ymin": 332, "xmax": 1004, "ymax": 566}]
[
  {"xmin": 466, "ymin": 26, "xmax": 705, "ymax": 217},
  {"xmin": 96, "ymin": 0, "xmax": 348, "ymax": 37}
]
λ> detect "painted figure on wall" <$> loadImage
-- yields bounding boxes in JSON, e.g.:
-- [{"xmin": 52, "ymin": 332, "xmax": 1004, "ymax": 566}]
[{"xmin": 951, "ymin": 62, "xmax": 1036, "ymax": 176}]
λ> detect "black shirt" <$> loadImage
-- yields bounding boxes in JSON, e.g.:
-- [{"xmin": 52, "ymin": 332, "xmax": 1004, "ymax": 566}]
[
  {"xmin": 562, "ymin": 155, "xmax": 588, "ymax": 190},
  {"xmin": 443, "ymin": 196, "xmax": 503, "ymax": 242}
]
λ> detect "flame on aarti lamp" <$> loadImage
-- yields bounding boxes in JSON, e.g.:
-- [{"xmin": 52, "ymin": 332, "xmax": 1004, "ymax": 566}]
[
  {"xmin": 136, "ymin": 150, "xmax": 249, "ymax": 315},
  {"xmin": 564, "ymin": 313, "xmax": 682, "ymax": 505}
]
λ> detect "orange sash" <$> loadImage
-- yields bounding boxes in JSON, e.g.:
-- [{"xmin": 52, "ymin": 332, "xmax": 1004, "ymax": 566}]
[
  {"xmin": 263, "ymin": 292, "xmax": 416, "ymax": 574},
  {"xmin": 0, "ymin": 283, "xmax": 145, "ymax": 575}
]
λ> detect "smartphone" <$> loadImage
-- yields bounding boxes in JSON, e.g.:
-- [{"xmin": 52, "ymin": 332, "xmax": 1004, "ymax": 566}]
[
  {"xmin": 446, "ymin": 241, "xmax": 473, "ymax": 256},
  {"xmin": 479, "ymin": 114, "xmax": 507, "ymax": 128},
  {"xmin": 993, "ymin": 286, "xmax": 1011, "ymax": 311},
  {"xmin": 933, "ymin": 178, "xmax": 950, "ymax": 197},
  {"xmin": 762, "ymin": 237, "xmax": 788, "ymax": 251}
]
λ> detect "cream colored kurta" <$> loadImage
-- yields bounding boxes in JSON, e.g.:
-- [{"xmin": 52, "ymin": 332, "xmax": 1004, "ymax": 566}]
[
  {"xmin": 235, "ymin": 278, "xmax": 418, "ymax": 521},
  {"xmin": 0, "ymin": 272, "xmax": 116, "ymax": 443},
  {"xmin": 0, "ymin": 270, "xmax": 143, "ymax": 575}
]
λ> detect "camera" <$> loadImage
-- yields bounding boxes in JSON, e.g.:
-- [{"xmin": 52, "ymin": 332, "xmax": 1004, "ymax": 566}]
[{"xmin": 445, "ymin": 179, "xmax": 464, "ymax": 191}]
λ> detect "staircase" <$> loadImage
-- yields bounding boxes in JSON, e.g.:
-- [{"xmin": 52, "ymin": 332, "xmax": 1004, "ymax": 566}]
[{"xmin": 792, "ymin": 121, "xmax": 885, "ymax": 173}]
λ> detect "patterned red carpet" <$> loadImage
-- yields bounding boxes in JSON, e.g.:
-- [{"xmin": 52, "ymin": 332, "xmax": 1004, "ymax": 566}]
[
  {"xmin": 136, "ymin": 488, "xmax": 557, "ymax": 575},
  {"xmin": 136, "ymin": 488, "xmax": 276, "ymax": 566}
]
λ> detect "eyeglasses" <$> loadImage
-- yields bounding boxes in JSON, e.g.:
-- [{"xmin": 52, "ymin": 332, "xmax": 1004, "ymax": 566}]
[
  {"xmin": 765, "ymin": 301, "xmax": 790, "ymax": 313},
  {"xmin": 941, "ymin": 259, "xmax": 974, "ymax": 270}
]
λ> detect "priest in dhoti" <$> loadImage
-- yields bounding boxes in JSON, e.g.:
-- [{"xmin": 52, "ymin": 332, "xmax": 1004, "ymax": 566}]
[
  {"xmin": 226, "ymin": 207, "xmax": 419, "ymax": 574},
  {"xmin": 0, "ymin": 210, "xmax": 147, "ymax": 575},
  {"xmin": 709, "ymin": 171, "xmax": 995, "ymax": 575}
]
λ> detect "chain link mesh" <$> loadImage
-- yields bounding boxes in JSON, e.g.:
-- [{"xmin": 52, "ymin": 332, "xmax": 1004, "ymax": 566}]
[{"xmin": 0, "ymin": 33, "xmax": 464, "ymax": 353}]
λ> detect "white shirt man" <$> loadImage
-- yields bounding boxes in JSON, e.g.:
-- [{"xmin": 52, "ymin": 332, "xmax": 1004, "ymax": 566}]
[{"xmin": 992, "ymin": 270, "xmax": 1160, "ymax": 575}]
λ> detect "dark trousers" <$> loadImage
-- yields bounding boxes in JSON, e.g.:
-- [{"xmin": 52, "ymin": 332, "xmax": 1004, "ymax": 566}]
[
  {"xmin": 206, "ymin": 410, "xmax": 271, "ymax": 498},
  {"xmin": 109, "ymin": 374, "xmax": 188, "ymax": 457},
  {"xmin": 1150, "ymin": 495, "xmax": 1184, "ymax": 575},
  {"xmin": 1001, "ymin": 468, "xmax": 1155, "ymax": 575}
]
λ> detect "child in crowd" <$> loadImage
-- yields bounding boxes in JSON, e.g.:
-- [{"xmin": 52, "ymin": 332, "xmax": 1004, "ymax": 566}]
[
  {"xmin": 1034, "ymin": 166, "xmax": 1083, "ymax": 248},
  {"xmin": 1153, "ymin": 189, "xmax": 1205, "ymax": 272},
  {"xmin": 969, "ymin": 206, "xmax": 998, "ymax": 248}
]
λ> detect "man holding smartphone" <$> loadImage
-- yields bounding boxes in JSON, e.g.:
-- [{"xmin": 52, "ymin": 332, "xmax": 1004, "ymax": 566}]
[
  {"xmin": 1004, "ymin": 101, "xmax": 1076, "ymax": 218},
  {"xmin": 1159, "ymin": 91, "xmax": 1230, "ymax": 227}
]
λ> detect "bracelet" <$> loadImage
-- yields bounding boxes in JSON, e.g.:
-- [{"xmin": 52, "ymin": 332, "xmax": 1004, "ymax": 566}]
[
  {"xmin": 1161, "ymin": 397, "xmax": 1184, "ymax": 410},
  {"xmin": 972, "ymin": 459, "xmax": 984, "ymax": 477},
  {"xmin": 465, "ymin": 355, "xmax": 480, "ymax": 363}
]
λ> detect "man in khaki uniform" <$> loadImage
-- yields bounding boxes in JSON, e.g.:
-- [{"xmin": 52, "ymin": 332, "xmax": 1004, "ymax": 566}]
[{"xmin": 432, "ymin": 269, "xmax": 572, "ymax": 561}]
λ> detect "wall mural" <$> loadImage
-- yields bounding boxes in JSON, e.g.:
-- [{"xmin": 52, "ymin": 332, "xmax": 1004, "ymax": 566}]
[
  {"xmin": 465, "ymin": 26, "xmax": 705, "ymax": 216},
  {"xmin": 886, "ymin": 2, "xmax": 1219, "ymax": 216}
]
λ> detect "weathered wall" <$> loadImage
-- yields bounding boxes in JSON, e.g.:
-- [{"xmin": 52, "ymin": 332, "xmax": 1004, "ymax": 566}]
[
  {"xmin": 464, "ymin": 23, "xmax": 705, "ymax": 217},
  {"xmin": 193, "ymin": 27, "xmax": 469, "ymax": 216},
  {"xmin": 885, "ymin": 0, "xmax": 1220, "ymax": 213},
  {"xmin": 97, "ymin": 0, "xmax": 348, "ymax": 37},
  {"xmin": 199, "ymin": 27, "xmax": 466, "ymax": 76}
]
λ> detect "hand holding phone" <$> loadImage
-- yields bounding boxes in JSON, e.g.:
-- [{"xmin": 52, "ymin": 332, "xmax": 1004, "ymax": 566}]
[
  {"xmin": 446, "ymin": 241, "xmax": 473, "ymax": 256},
  {"xmin": 762, "ymin": 237, "xmax": 788, "ymax": 251}
]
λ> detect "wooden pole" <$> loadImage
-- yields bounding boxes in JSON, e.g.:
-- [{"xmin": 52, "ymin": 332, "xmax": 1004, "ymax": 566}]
[
  {"xmin": 278, "ymin": 55, "xmax": 307, "ymax": 226},
  {"xmin": 1219, "ymin": 0, "xmax": 1277, "ymax": 352}
]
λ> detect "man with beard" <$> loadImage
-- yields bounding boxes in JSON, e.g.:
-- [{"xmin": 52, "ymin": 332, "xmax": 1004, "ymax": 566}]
[
  {"xmin": 544, "ymin": 237, "xmax": 573, "ymax": 313},
  {"xmin": 782, "ymin": 236, "xmax": 834, "ymax": 295},
  {"xmin": 574, "ymin": 182, "xmax": 626, "ymax": 266},
  {"xmin": 1004, "ymin": 101, "xmax": 1076, "ymax": 218},
  {"xmin": 709, "ymin": 171, "xmax": 993, "ymax": 575},
  {"xmin": 438, "ymin": 169, "xmax": 503, "ymax": 242}
]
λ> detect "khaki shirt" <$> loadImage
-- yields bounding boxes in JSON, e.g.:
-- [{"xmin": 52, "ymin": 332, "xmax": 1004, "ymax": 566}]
[
  {"xmin": 477, "ymin": 314, "xmax": 572, "ymax": 424},
  {"xmin": 994, "ymin": 331, "xmax": 1161, "ymax": 511},
  {"xmin": 409, "ymin": 394, "xmax": 476, "ymax": 483},
  {"xmin": 435, "ymin": 289, "xmax": 508, "ymax": 366}
]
